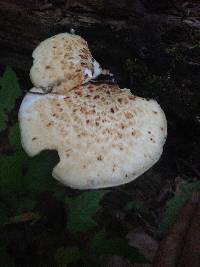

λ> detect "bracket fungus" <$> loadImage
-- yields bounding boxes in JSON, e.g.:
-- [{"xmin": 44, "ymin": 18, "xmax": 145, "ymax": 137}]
[
  {"xmin": 30, "ymin": 33, "xmax": 102, "ymax": 91},
  {"xmin": 19, "ymin": 33, "xmax": 167, "ymax": 189}
]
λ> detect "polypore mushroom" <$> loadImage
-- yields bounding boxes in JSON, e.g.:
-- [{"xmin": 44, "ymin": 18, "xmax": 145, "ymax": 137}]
[
  {"xmin": 30, "ymin": 33, "xmax": 102, "ymax": 91},
  {"xmin": 19, "ymin": 32, "xmax": 167, "ymax": 189},
  {"xmin": 19, "ymin": 82, "xmax": 167, "ymax": 189}
]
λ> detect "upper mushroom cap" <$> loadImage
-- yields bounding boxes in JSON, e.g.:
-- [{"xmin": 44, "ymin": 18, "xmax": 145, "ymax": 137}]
[
  {"xmin": 19, "ymin": 82, "xmax": 167, "ymax": 189},
  {"xmin": 30, "ymin": 33, "xmax": 102, "ymax": 91}
]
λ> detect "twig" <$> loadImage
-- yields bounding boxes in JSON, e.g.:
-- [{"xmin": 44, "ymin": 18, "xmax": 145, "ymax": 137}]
[{"xmin": 4, "ymin": 212, "xmax": 41, "ymax": 226}]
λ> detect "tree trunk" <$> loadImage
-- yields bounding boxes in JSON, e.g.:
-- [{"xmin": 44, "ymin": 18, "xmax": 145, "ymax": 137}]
[{"xmin": 0, "ymin": 0, "xmax": 199, "ymax": 122}]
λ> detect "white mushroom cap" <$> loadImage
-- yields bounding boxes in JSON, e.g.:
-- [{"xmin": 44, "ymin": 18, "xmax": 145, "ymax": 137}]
[
  {"xmin": 30, "ymin": 33, "xmax": 102, "ymax": 91},
  {"xmin": 19, "ymin": 83, "xmax": 167, "ymax": 189}
]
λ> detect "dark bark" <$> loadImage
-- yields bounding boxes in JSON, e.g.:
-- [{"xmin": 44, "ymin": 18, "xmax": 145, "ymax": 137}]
[
  {"xmin": 0, "ymin": 1, "xmax": 199, "ymax": 73},
  {"xmin": 0, "ymin": 0, "xmax": 199, "ymax": 129}
]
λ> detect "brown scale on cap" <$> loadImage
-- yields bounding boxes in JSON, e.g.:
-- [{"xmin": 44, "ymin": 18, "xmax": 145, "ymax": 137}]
[{"xmin": 30, "ymin": 33, "xmax": 102, "ymax": 91}]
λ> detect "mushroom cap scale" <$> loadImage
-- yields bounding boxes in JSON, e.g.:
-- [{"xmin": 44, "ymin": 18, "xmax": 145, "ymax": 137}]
[
  {"xmin": 19, "ymin": 83, "xmax": 167, "ymax": 189},
  {"xmin": 30, "ymin": 33, "xmax": 101, "ymax": 91}
]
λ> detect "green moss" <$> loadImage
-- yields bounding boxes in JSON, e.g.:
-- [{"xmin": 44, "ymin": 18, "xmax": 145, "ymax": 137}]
[
  {"xmin": 191, "ymin": 42, "xmax": 200, "ymax": 48},
  {"xmin": 165, "ymin": 46, "xmax": 184, "ymax": 62},
  {"xmin": 124, "ymin": 57, "xmax": 175, "ymax": 96},
  {"xmin": 124, "ymin": 58, "xmax": 149, "ymax": 79}
]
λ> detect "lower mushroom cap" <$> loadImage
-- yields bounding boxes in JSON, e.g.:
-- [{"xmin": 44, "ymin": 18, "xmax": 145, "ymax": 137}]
[{"xmin": 19, "ymin": 83, "xmax": 167, "ymax": 189}]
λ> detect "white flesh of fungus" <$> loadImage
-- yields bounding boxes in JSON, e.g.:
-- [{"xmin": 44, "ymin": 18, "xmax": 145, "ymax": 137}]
[
  {"xmin": 19, "ymin": 83, "xmax": 167, "ymax": 189},
  {"xmin": 30, "ymin": 33, "xmax": 102, "ymax": 91}
]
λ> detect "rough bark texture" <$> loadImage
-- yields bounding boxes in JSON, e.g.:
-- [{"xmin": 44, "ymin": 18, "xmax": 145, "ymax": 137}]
[{"xmin": 0, "ymin": 0, "xmax": 199, "ymax": 124}]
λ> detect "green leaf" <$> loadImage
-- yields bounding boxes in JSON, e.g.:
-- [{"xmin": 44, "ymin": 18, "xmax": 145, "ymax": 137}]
[
  {"xmin": 66, "ymin": 190, "xmax": 108, "ymax": 234},
  {"xmin": 0, "ymin": 147, "xmax": 61, "ymax": 195},
  {"xmin": 0, "ymin": 66, "xmax": 21, "ymax": 132},
  {"xmin": 0, "ymin": 151, "xmax": 29, "ymax": 193},
  {"xmin": 91, "ymin": 231, "xmax": 147, "ymax": 264},
  {"xmin": 158, "ymin": 181, "xmax": 200, "ymax": 236},
  {"xmin": 0, "ymin": 66, "xmax": 21, "ymax": 111},
  {"xmin": 8, "ymin": 123, "xmax": 22, "ymax": 151},
  {"xmin": 181, "ymin": 181, "xmax": 200, "ymax": 193},
  {"xmin": 24, "ymin": 150, "xmax": 61, "ymax": 194},
  {"xmin": 54, "ymin": 246, "xmax": 82, "ymax": 265},
  {"xmin": 0, "ymin": 111, "xmax": 8, "ymax": 132}
]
